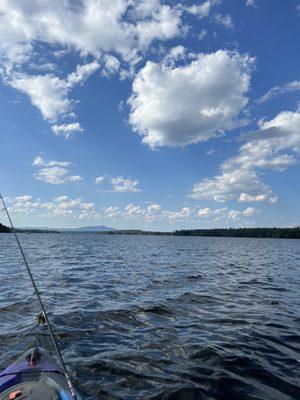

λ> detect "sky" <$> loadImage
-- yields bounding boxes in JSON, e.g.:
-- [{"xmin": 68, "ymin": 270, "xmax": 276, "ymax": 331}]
[{"xmin": 0, "ymin": 0, "xmax": 300, "ymax": 230}]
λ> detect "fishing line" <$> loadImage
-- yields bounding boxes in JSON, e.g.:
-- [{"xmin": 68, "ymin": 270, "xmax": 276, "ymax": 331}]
[{"xmin": 0, "ymin": 193, "xmax": 77, "ymax": 399}]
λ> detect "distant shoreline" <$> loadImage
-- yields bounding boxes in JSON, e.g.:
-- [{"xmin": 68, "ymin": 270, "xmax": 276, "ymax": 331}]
[
  {"xmin": 102, "ymin": 228, "xmax": 300, "ymax": 239},
  {"xmin": 1, "ymin": 223, "xmax": 300, "ymax": 239}
]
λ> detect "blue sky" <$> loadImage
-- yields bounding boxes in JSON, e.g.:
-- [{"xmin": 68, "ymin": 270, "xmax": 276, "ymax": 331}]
[{"xmin": 0, "ymin": 0, "xmax": 300, "ymax": 230}]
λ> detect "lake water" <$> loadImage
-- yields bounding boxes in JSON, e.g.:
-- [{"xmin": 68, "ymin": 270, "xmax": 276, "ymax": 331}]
[{"xmin": 0, "ymin": 233, "xmax": 299, "ymax": 399}]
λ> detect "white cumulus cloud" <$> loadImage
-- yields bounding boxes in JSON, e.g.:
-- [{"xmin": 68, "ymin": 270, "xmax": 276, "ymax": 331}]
[
  {"xmin": 9, "ymin": 74, "xmax": 72, "ymax": 121},
  {"xmin": 125, "ymin": 203, "xmax": 144, "ymax": 216},
  {"xmin": 0, "ymin": 0, "xmax": 183, "ymax": 65},
  {"xmin": 147, "ymin": 204, "xmax": 162, "ymax": 213},
  {"xmin": 110, "ymin": 177, "xmax": 142, "ymax": 192},
  {"xmin": 67, "ymin": 61, "xmax": 100, "ymax": 86},
  {"xmin": 228, "ymin": 207, "xmax": 258, "ymax": 219},
  {"xmin": 102, "ymin": 55, "xmax": 121, "ymax": 76},
  {"xmin": 191, "ymin": 168, "xmax": 274, "ymax": 203},
  {"xmin": 6, "ymin": 194, "xmax": 262, "ymax": 226},
  {"xmin": 128, "ymin": 49, "xmax": 254, "ymax": 148},
  {"xmin": 0, "ymin": 1, "xmax": 186, "ymax": 139},
  {"xmin": 7, "ymin": 61, "xmax": 99, "ymax": 122},
  {"xmin": 198, "ymin": 207, "xmax": 212, "ymax": 217},
  {"xmin": 95, "ymin": 176, "xmax": 105, "ymax": 185},
  {"xmin": 32, "ymin": 156, "xmax": 72, "ymax": 168},
  {"xmin": 32, "ymin": 156, "xmax": 83, "ymax": 185},
  {"xmin": 197, "ymin": 206, "xmax": 258, "ymax": 220},
  {"xmin": 181, "ymin": 0, "xmax": 220, "ymax": 19},
  {"xmin": 8, "ymin": 195, "xmax": 97, "ymax": 219},
  {"xmin": 134, "ymin": 2, "xmax": 182, "ymax": 48},
  {"xmin": 163, "ymin": 207, "xmax": 190, "ymax": 220},
  {"xmin": 190, "ymin": 111, "xmax": 300, "ymax": 203},
  {"xmin": 238, "ymin": 193, "xmax": 268, "ymax": 202},
  {"xmin": 51, "ymin": 123, "xmax": 84, "ymax": 139}
]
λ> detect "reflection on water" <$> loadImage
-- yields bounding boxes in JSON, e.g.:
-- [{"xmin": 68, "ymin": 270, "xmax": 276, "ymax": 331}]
[{"xmin": 0, "ymin": 233, "xmax": 299, "ymax": 399}]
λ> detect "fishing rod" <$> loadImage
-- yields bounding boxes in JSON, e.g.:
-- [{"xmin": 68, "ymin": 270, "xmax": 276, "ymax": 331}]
[{"xmin": 0, "ymin": 193, "xmax": 77, "ymax": 399}]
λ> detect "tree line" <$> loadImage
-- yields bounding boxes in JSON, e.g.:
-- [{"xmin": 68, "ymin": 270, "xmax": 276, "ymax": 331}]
[
  {"xmin": 1, "ymin": 223, "xmax": 300, "ymax": 238},
  {"xmin": 0, "ymin": 223, "xmax": 10, "ymax": 233},
  {"xmin": 173, "ymin": 227, "xmax": 300, "ymax": 239}
]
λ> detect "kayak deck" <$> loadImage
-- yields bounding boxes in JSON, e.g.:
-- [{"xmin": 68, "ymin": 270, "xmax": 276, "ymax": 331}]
[{"xmin": 0, "ymin": 347, "xmax": 80, "ymax": 399}]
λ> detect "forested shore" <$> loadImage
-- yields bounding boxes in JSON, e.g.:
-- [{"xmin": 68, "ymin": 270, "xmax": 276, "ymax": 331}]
[
  {"xmin": 0, "ymin": 223, "xmax": 10, "ymax": 233},
  {"xmin": 173, "ymin": 227, "xmax": 300, "ymax": 239},
  {"xmin": 106, "ymin": 227, "xmax": 300, "ymax": 239},
  {"xmin": 1, "ymin": 223, "xmax": 300, "ymax": 238}
]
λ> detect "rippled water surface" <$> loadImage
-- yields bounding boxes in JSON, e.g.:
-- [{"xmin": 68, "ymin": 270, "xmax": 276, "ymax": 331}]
[{"xmin": 0, "ymin": 233, "xmax": 299, "ymax": 399}]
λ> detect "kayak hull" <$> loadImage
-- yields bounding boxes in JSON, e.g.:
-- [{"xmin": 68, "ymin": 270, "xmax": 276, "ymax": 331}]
[{"xmin": 0, "ymin": 347, "xmax": 81, "ymax": 399}]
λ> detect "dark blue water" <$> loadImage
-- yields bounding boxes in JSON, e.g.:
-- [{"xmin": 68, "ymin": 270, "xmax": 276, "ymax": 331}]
[{"xmin": 0, "ymin": 233, "xmax": 299, "ymax": 399}]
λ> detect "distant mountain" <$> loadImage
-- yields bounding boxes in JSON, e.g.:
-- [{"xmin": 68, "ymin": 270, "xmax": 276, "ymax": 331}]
[
  {"xmin": 60, "ymin": 225, "xmax": 115, "ymax": 232},
  {"xmin": 18, "ymin": 225, "xmax": 115, "ymax": 232}
]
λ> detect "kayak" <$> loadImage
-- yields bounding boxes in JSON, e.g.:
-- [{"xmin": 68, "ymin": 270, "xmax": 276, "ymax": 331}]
[{"xmin": 0, "ymin": 347, "xmax": 81, "ymax": 399}]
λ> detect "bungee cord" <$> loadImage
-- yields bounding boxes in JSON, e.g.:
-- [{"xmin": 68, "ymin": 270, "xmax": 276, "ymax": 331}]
[{"xmin": 0, "ymin": 193, "xmax": 77, "ymax": 399}]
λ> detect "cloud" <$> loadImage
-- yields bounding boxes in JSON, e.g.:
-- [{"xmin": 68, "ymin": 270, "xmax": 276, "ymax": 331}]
[
  {"xmin": 228, "ymin": 210, "xmax": 240, "ymax": 220},
  {"xmin": 226, "ymin": 112, "xmax": 300, "ymax": 171},
  {"xmin": 198, "ymin": 207, "xmax": 228, "ymax": 217},
  {"xmin": 198, "ymin": 29, "xmax": 208, "ymax": 40},
  {"xmin": 0, "ymin": 0, "xmax": 183, "ymax": 66},
  {"xmin": 214, "ymin": 14, "xmax": 234, "ymax": 29},
  {"xmin": 258, "ymin": 80, "xmax": 300, "ymax": 103},
  {"xmin": 110, "ymin": 177, "xmax": 142, "ymax": 192},
  {"xmin": 94, "ymin": 174, "xmax": 142, "ymax": 192},
  {"xmin": 228, "ymin": 206, "xmax": 258, "ymax": 219},
  {"xmin": 6, "ymin": 61, "xmax": 99, "ymax": 122},
  {"xmin": 34, "ymin": 167, "xmax": 83, "ymax": 185},
  {"xmin": 7, "ymin": 194, "xmax": 262, "ymax": 225},
  {"xmin": 162, "ymin": 207, "xmax": 190, "ymax": 220},
  {"xmin": 0, "ymin": 1, "xmax": 186, "ymax": 138},
  {"xmin": 145, "ymin": 203, "xmax": 162, "ymax": 221},
  {"xmin": 190, "ymin": 111, "xmax": 300, "ymax": 203},
  {"xmin": 198, "ymin": 207, "xmax": 213, "ymax": 217},
  {"xmin": 190, "ymin": 168, "xmax": 275, "ymax": 203},
  {"xmin": 102, "ymin": 55, "xmax": 121, "ymax": 76},
  {"xmin": 238, "ymin": 193, "xmax": 269, "ymax": 202},
  {"xmin": 32, "ymin": 156, "xmax": 83, "ymax": 185},
  {"xmin": 206, "ymin": 149, "xmax": 215, "ymax": 156},
  {"xmin": 162, "ymin": 45, "xmax": 188, "ymax": 66},
  {"xmin": 125, "ymin": 203, "xmax": 144, "ymax": 217},
  {"xmin": 197, "ymin": 206, "xmax": 258, "ymax": 220},
  {"xmin": 15, "ymin": 195, "xmax": 33, "ymax": 202},
  {"xmin": 51, "ymin": 123, "xmax": 84, "ymax": 139},
  {"xmin": 246, "ymin": 0, "xmax": 257, "ymax": 7},
  {"xmin": 67, "ymin": 61, "xmax": 100, "ymax": 86},
  {"xmin": 183, "ymin": 0, "xmax": 220, "ymax": 19},
  {"xmin": 32, "ymin": 156, "xmax": 72, "ymax": 168},
  {"xmin": 101, "ymin": 203, "xmax": 190, "ymax": 222},
  {"xmin": 9, "ymin": 74, "xmax": 72, "ymax": 121},
  {"xmin": 134, "ymin": 3, "xmax": 182, "ymax": 48},
  {"xmin": 8, "ymin": 195, "xmax": 98, "ymax": 219},
  {"xmin": 95, "ymin": 176, "xmax": 105, "ymax": 185},
  {"xmin": 128, "ymin": 49, "xmax": 254, "ymax": 148},
  {"xmin": 102, "ymin": 206, "xmax": 120, "ymax": 219},
  {"xmin": 29, "ymin": 62, "xmax": 56, "ymax": 72},
  {"xmin": 147, "ymin": 204, "xmax": 162, "ymax": 213},
  {"xmin": 242, "ymin": 206, "xmax": 258, "ymax": 216}
]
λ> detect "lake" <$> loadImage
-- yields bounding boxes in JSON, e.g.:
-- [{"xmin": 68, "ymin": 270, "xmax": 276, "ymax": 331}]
[{"xmin": 0, "ymin": 233, "xmax": 299, "ymax": 399}]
